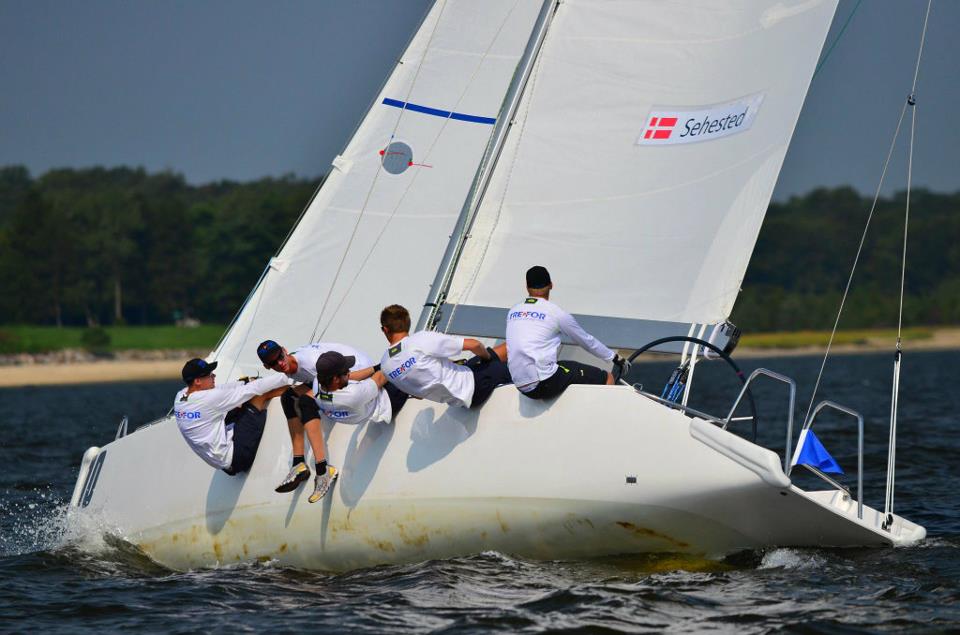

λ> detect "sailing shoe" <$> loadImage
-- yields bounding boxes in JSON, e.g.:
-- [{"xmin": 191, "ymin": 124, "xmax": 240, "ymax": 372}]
[
  {"xmin": 308, "ymin": 465, "xmax": 339, "ymax": 503},
  {"xmin": 275, "ymin": 463, "xmax": 310, "ymax": 493}
]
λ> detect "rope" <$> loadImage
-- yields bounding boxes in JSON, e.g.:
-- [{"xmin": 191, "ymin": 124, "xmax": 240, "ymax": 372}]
[
  {"xmin": 812, "ymin": 0, "xmax": 863, "ymax": 79},
  {"xmin": 308, "ymin": 0, "xmax": 451, "ymax": 342},
  {"xmin": 803, "ymin": 0, "xmax": 932, "ymax": 427}
]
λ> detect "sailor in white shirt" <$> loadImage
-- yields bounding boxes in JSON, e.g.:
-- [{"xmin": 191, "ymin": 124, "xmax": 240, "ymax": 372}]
[
  {"xmin": 172, "ymin": 358, "xmax": 291, "ymax": 474},
  {"xmin": 313, "ymin": 350, "xmax": 409, "ymax": 427},
  {"xmin": 256, "ymin": 339, "xmax": 372, "ymax": 495},
  {"xmin": 505, "ymin": 266, "xmax": 627, "ymax": 399},
  {"xmin": 378, "ymin": 304, "xmax": 511, "ymax": 409}
]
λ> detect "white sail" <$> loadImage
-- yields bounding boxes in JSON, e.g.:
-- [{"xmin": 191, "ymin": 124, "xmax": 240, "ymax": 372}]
[
  {"xmin": 212, "ymin": 0, "xmax": 544, "ymax": 379},
  {"xmin": 442, "ymin": 0, "xmax": 837, "ymax": 345}
]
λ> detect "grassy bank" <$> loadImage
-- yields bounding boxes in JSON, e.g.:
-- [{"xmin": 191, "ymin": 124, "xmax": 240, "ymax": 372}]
[
  {"xmin": 0, "ymin": 325, "xmax": 225, "ymax": 354},
  {"xmin": 738, "ymin": 326, "xmax": 934, "ymax": 350}
]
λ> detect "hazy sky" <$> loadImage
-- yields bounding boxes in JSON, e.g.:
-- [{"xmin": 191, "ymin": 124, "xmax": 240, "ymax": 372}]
[{"xmin": 1, "ymin": 0, "xmax": 955, "ymax": 200}]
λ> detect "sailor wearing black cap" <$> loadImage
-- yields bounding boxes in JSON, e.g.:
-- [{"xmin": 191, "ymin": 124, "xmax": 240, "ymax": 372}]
[
  {"xmin": 505, "ymin": 266, "xmax": 626, "ymax": 399},
  {"xmin": 172, "ymin": 358, "xmax": 291, "ymax": 475},
  {"xmin": 379, "ymin": 304, "xmax": 511, "ymax": 409},
  {"xmin": 256, "ymin": 339, "xmax": 373, "ymax": 495},
  {"xmin": 304, "ymin": 351, "xmax": 411, "ymax": 503}
]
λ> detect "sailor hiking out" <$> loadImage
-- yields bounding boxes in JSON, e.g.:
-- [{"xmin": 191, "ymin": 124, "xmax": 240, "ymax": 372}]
[
  {"xmin": 172, "ymin": 358, "xmax": 291, "ymax": 475},
  {"xmin": 256, "ymin": 339, "xmax": 372, "ymax": 497},
  {"xmin": 506, "ymin": 266, "xmax": 627, "ymax": 399},
  {"xmin": 313, "ymin": 350, "xmax": 409, "ymax": 427},
  {"xmin": 379, "ymin": 304, "xmax": 511, "ymax": 409}
]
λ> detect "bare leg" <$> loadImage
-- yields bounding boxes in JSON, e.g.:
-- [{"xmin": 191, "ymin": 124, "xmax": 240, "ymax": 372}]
[
  {"xmin": 605, "ymin": 371, "xmax": 615, "ymax": 385},
  {"xmin": 492, "ymin": 342, "xmax": 508, "ymax": 362},
  {"xmin": 302, "ymin": 417, "xmax": 327, "ymax": 464},
  {"xmin": 287, "ymin": 418, "xmax": 305, "ymax": 456}
]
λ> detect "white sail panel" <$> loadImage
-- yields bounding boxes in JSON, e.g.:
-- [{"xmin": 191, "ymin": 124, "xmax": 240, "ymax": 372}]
[
  {"xmin": 212, "ymin": 0, "xmax": 543, "ymax": 379},
  {"xmin": 445, "ymin": 0, "xmax": 837, "ymax": 334}
]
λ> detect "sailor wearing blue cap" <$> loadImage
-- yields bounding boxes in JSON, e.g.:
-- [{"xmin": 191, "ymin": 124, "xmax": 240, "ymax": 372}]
[{"xmin": 257, "ymin": 339, "xmax": 373, "ymax": 500}]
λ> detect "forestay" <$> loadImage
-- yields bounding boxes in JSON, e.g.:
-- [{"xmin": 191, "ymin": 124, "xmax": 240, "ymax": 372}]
[
  {"xmin": 442, "ymin": 0, "xmax": 837, "ymax": 347},
  {"xmin": 212, "ymin": 0, "xmax": 543, "ymax": 379}
]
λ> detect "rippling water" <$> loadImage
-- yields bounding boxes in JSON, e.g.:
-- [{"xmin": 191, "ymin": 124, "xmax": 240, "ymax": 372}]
[{"xmin": 2, "ymin": 351, "xmax": 958, "ymax": 633}]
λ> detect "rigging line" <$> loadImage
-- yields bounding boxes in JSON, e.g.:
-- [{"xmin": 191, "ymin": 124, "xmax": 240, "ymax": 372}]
[
  {"xmin": 443, "ymin": 39, "xmax": 548, "ymax": 333},
  {"xmin": 812, "ymin": 0, "xmax": 862, "ymax": 79},
  {"xmin": 803, "ymin": 0, "xmax": 933, "ymax": 426},
  {"xmin": 316, "ymin": 0, "xmax": 523, "ymax": 341},
  {"xmin": 308, "ymin": 0, "xmax": 450, "ymax": 343},
  {"xmin": 802, "ymin": 99, "xmax": 908, "ymax": 426},
  {"xmin": 899, "ymin": 0, "xmax": 931, "ymax": 343}
]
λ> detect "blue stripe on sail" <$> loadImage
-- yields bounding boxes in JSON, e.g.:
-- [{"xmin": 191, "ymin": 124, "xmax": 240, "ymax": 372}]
[{"xmin": 382, "ymin": 98, "xmax": 496, "ymax": 125}]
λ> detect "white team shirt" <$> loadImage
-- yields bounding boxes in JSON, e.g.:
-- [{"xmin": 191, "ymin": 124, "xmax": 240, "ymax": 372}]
[
  {"xmin": 505, "ymin": 297, "xmax": 615, "ymax": 392},
  {"xmin": 173, "ymin": 373, "xmax": 292, "ymax": 470},
  {"xmin": 380, "ymin": 331, "xmax": 474, "ymax": 408},
  {"xmin": 311, "ymin": 377, "xmax": 392, "ymax": 426},
  {"xmin": 287, "ymin": 342, "xmax": 372, "ymax": 384}
]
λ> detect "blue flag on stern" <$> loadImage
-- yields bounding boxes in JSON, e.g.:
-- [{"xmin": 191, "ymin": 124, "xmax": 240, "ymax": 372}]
[{"xmin": 791, "ymin": 429, "xmax": 844, "ymax": 474}]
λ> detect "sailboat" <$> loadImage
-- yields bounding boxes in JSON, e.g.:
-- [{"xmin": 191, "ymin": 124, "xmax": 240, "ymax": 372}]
[{"xmin": 68, "ymin": 0, "xmax": 926, "ymax": 572}]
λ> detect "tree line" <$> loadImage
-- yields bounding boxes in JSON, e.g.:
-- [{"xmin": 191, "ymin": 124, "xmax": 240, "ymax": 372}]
[{"xmin": 0, "ymin": 165, "xmax": 956, "ymax": 333}]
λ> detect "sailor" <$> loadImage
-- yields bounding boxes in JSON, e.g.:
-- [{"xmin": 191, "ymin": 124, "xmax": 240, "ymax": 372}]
[
  {"xmin": 256, "ymin": 339, "xmax": 372, "ymax": 496},
  {"xmin": 173, "ymin": 358, "xmax": 291, "ymax": 475},
  {"xmin": 505, "ymin": 265, "xmax": 627, "ymax": 399},
  {"xmin": 379, "ymin": 304, "xmax": 510, "ymax": 409},
  {"xmin": 313, "ymin": 350, "xmax": 409, "ymax": 427}
]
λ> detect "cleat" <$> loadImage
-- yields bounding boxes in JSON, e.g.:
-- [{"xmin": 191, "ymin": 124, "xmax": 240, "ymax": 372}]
[
  {"xmin": 275, "ymin": 462, "xmax": 310, "ymax": 493},
  {"xmin": 308, "ymin": 465, "xmax": 339, "ymax": 503}
]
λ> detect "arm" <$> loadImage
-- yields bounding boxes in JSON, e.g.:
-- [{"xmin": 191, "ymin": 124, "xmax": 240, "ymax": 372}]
[
  {"xmin": 463, "ymin": 338, "xmax": 491, "ymax": 360},
  {"xmin": 371, "ymin": 370, "xmax": 389, "ymax": 389},
  {"xmin": 557, "ymin": 311, "xmax": 615, "ymax": 361},
  {"xmin": 206, "ymin": 373, "xmax": 293, "ymax": 412},
  {"xmin": 348, "ymin": 365, "xmax": 377, "ymax": 382}
]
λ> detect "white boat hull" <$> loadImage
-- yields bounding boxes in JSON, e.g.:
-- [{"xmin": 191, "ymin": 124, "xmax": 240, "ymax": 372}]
[{"xmin": 70, "ymin": 385, "xmax": 925, "ymax": 571}]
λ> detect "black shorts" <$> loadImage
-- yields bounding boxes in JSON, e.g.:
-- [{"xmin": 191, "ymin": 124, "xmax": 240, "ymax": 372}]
[
  {"xmin": 223, "ymin": 403, "xmax": 268, "ymax": 475},
  {"xmin": 521, "ymin": 360, "xmax": 607, "ymax": 400},
  {"xmin": 384, "ymin": 382, "xmax": 409, "ymax": 419},
  {"xmin": 466, "ymin": 347, "xmax": 512, "ymax": 408}
]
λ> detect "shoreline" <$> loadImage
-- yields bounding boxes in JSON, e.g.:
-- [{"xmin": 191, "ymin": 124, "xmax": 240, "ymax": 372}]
[{"xmin": 1, "ymin": 328, "xmax": 958, "ymax": 388}]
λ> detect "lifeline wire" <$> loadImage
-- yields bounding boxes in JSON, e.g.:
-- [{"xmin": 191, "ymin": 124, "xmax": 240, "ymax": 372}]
[{"xmin": 802, "ymin": 0, "xmax": 933, "ymax": 427}]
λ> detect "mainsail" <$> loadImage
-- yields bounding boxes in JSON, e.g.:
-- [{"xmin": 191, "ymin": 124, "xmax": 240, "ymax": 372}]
[
  {"xmin": 212, "ymin": 0, "xmax": 544, "ymax": 379},
  {"xmin": 439, "ymin": 0, "xmax": 838, "ymax": 347}
]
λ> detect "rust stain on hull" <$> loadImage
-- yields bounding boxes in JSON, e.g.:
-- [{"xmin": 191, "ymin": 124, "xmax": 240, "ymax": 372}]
[{"xmin": 615, "ymin": 521, "xmax": 690, "ymax": 549}]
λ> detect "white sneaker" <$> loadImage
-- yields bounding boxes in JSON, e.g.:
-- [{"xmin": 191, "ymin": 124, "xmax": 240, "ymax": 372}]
[
  {"xmin": 308, "ymin": 465, "xmax": 339, "ymax": 503},
  {"xmin": 275, "ymin": 462, "xmax": 310, "ymax": 493}
]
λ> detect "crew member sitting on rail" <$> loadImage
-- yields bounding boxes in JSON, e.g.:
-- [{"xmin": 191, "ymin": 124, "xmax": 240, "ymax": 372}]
[
  {"xmin": 505, "ymin": 266, "xmax": 627, "ymax": 399},
  {"xmin": 256, "ymin": 339, "xmax": 372, "ymax": 495},
  {"xmin": 173, "ymin": 358, "xmax": 291, "ymax": 475},
  {"xmin": 313, "ymin": 350, "xmax": 409, "ymax": 427},
  {"xmin": 379, "ymin": 304, "xmax": 511, "ymax": 409}
]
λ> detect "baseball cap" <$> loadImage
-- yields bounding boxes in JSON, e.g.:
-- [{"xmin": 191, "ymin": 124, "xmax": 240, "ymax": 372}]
[
  {"xmin": 257, "ymin": 340, "xmax": 283, "ymax": 365},
  {"xmin": 526, "ymin": 265, "xmax": 552, "ymax": 289},
  {"xmin": 315, "ymin": 351, "xmax": 355, "ymax": 384},
  {"xmin": 182, "ymin": 358, "xmax": 218, "ymax": 384}
]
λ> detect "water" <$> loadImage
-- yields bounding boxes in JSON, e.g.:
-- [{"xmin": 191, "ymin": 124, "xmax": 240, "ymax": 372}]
[{"xmin": 1, "ymin": 351, "xmax": 958, "ymax": 633}]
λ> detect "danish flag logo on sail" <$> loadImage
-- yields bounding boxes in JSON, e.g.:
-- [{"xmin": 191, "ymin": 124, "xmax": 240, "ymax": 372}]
[
  {"xmin": 637, "ymin": 93, "xmax": 765, "ymax": 146},
  {"xmin": 643, "ymin": 117, "xmax": 678, "ymax": 140}
]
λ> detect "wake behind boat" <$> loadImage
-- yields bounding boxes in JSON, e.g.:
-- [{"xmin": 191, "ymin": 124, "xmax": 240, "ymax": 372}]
[{"xmin": 68, "ymin": 0, "xmax": 928, "ymax": 571}]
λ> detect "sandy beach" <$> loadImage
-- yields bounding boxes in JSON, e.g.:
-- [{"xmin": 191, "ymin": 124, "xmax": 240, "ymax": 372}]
[{"xmin": 1, "ymin": 328, "xmax": 958, "ymax": 388}]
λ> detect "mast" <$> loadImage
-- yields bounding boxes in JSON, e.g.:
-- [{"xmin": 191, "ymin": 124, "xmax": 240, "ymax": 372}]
[{"xmin": 416, "ymin": 0, "xmax": 559, "ymax": 332}]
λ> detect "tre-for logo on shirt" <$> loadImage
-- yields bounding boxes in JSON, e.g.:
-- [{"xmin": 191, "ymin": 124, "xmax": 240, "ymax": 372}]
[
  {"xmin": 508, "ymin": 310, "xmax": 547, "ymax": 321},
  {"xmin": 388, "ymin": 356, "xmax": 417, "ymax": 380},
  {"xmin": 175, "ymin": 409, "xmax": 201, "ymax": 420}
]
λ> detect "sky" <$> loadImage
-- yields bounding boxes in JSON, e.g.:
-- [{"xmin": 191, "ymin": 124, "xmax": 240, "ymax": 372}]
[{"xmin": 0, "ymin": 0, "xmax": 955, "ymax": 200}]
